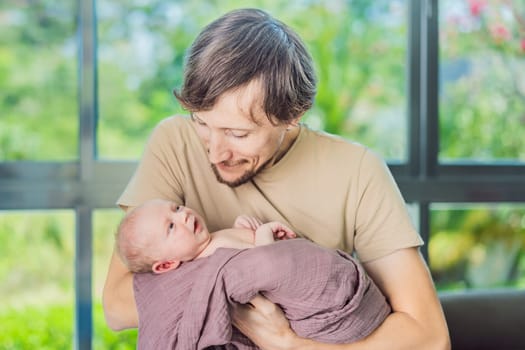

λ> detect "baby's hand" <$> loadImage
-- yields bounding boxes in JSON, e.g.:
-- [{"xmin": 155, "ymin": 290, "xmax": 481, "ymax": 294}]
[
  {"xmin": 254, "ymin": 221, "xmax": 297, "ymax": 246},
  {"xmin": 267, "ymin": 222, "xmax": 297, "ymax": 240},
  {"xmin": 234, "ymin": 215, "xmax": 262, "ymax": 231}
]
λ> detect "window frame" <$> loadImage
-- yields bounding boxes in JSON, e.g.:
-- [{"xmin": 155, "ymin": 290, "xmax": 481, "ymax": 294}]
[{"xmin": 1, "ymin": 0, "xmax": 524, "ymax": 348}]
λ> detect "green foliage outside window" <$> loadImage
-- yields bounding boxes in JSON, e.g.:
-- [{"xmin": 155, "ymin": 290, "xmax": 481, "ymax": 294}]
[
  {"xmin": 0, "ymin": 210, "xmax": 135, "ymax": 349},
  {"xmin": 1, "ymin": 0, "xmax": 525, "ymax": 348},
  {"xmin": 440, "ymin": 0, "xmax": 525, "ymax": 161},
  {"xmin": 95, "ymin": 0, "xmax": 407, "ymax": 160},
  {"xmin": 0, "ymin": 303, "xmax": 137, "ymax": 350},
  {"xmin": 429, "ymin": 205, "xmax": 525, "ymax": 291},
  {"xmin": 428, "ymin": 0, "xmax": 525, "ymax": 292},
  {"xmin": 0, "ymin": 1, "xmax": 78, "ymax": 161}
]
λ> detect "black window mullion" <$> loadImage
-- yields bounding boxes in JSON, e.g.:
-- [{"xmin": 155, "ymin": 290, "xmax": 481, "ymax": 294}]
[
  {"xmin": 78, "ymin": 0, "xmax": 98, "ymax": 175},
  {"xmin": 75, "ymin": 206, "xmax": 93, "ymax": 350},
  {"xmin": 418, "ymin": 202, "xmax": 431, "ymax": 262},
  {"xmin": 419, "ymin": 0, "xmax": 439, "ymax": 179},
  {"xmin": 425, "ymin": 0, "xmax": 439, "ymax": 177},
  {"xmin": 76, "ymin": 0, "xmax": 97, "ymax": 347},
  {"xmin": 407, "ymin": 0, "xmax": 423, "ymax": 178}
]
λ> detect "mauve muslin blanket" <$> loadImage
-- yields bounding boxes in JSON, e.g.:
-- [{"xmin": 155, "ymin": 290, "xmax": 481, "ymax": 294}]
[{"xmin": 134, "ymin": 238, "xmax": 391, "ymax": 349}]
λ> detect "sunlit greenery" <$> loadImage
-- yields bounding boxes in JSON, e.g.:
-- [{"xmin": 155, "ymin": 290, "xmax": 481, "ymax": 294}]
[
  {"xmin": 94, "ymin": 0, "xmax": 408, "ymax": 160},
  {"xmin": 439, "ymin": 0, "xmax": 525, "ymax": 161},
  {"xmin": 0, "ymin": 303, "xmax": 137, "ymax": 350},
  {"xmin": 1, "ymin": 0, "xmax": 524, "ymax": 348},
  {"xmin": 0, "ymin": 210, "xmax": 129, "ymax": 349},
  {"xmin": 0, "ymin": 0, "xmax": 78, "ymax": 161},
  {"xmin": 430, "ymin": 204, "xmax": 525, "ymax": 291}
]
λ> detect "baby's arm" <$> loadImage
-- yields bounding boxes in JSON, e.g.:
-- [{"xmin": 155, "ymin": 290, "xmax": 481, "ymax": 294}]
[
  {"xmin": 233, "ymin": 215, "xmax": 262, "ymax": 231},
  {"xmin": 254, "ymin": 221, "xmax": 296, "ymax": 246}
]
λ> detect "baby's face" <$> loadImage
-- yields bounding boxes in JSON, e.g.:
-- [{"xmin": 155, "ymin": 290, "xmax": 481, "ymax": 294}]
[{"xmin": 137, "ymin": 199, "xmax": 211, "ymax": 263}]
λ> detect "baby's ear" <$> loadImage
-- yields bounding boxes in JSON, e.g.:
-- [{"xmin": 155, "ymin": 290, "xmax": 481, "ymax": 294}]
[{"xmin": 152, "ymin": 260, "xmax": 180, "ymax": 274}]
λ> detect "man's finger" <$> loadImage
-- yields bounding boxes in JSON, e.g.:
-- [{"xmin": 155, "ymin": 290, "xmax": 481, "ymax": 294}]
[{"xmin": 245, "ymin": 294, "xmax": 276, "ymax": 313}]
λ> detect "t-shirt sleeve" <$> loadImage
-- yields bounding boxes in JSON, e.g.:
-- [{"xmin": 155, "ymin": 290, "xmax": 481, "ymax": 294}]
[
  {"xmin": 352, "ymin": 149, "xmax": 423, "ymax": 262},
  {"xmin": 117, "ymin": 118, "xmax": 185, "ymax": 209}
]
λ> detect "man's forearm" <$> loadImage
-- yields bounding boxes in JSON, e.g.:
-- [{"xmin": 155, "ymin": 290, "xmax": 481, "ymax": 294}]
[
  {"xmin": 102, "ymin": 249, "xmax": 138, "ymax": 331},
  {"xmin": 232, "ymin": 248, "xmax": 450, "ymax": 350},
  {"xmin": 291, "ymin": 311, "xmax": 450, "ymax": 350}
]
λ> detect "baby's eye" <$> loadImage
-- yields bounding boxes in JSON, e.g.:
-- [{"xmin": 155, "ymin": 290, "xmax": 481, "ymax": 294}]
[{"xmin": 169, "ymin": 222, "xmax": 174, "ymax": 230}]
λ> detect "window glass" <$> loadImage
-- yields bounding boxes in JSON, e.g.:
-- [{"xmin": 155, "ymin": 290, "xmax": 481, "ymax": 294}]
[
  {"xmin": 97, "ymin": 0, "xmax": 408, "ymax": 161},
  {"xmin": 429, "ymin": 203, "xmax": 525, "ymax": 291},
  {"xmin": 0, "ymin": 211, "xmax": 75, "ymax": 348},
  {"xmin": 439, "ymin": 0, "xmax": 525, "ymax": 162},
  {"xmin": 0, "ymin": 2, "xmax": 78, "ymax": 161},
  {"xmin": 93, "ymin": 209, "xmax": 137, "ymax": 348}
]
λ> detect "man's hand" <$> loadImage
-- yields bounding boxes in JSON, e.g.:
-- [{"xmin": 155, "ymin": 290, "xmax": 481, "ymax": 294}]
[
  {"xmin": 231, "ymin": 294, "xmax": 301, "ymax": 350},
  {"xmin": 230, "ymin": 248, "xmax": 450, "ymax": 350}
]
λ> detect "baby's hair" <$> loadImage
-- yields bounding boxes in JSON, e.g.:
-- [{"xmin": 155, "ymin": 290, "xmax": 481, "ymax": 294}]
[{"xmin": 115, "ymin": 206, "xmax": 157, "ymax": 273}]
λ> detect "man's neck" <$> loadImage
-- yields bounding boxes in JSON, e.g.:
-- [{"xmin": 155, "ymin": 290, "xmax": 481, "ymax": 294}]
[{"xmin": 268, "ymin": 125, "xmax": 301, "ymax": 167}]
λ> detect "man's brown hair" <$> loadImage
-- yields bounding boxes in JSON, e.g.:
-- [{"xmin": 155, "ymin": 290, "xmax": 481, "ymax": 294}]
[{"xmin": 174, "ymin": 8, "xmax": 317, "ymax": 124}]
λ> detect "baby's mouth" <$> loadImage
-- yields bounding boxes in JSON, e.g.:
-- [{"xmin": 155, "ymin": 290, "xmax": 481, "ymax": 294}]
[{"xmin": 193, "ymin": 218, "xmax": 199, "ymax": 234}]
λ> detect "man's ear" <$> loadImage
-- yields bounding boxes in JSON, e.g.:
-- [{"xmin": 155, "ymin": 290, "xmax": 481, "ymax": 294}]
[
  {"xmin": 287, "ymin": 116, "xmax": 301, "ymax": 129},
  {"xmin": 152, "ymin": 260, "xmax": 181, "ymax": 274}
]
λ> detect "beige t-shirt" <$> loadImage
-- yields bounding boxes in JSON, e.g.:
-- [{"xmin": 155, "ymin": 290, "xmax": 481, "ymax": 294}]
[{"xmin": 118, "ymin": 116, "xmax": 423, "ymax": 262}]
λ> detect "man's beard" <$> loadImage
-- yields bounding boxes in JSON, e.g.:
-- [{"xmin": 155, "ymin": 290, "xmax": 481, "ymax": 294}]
[{"xmin": 210, "ymin": 157, "xmax": 273, "ymax": 188}]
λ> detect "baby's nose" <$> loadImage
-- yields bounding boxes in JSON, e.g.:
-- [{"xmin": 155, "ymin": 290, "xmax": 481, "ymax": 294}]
[{"xmin": 174, "ymin": 209, "xmax": 188, "ymax": 223}]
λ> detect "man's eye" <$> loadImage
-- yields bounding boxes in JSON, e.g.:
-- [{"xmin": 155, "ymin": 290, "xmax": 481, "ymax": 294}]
[{"xmin": 228, "ymin": 130, "xmax": 249, "ymax": 138}]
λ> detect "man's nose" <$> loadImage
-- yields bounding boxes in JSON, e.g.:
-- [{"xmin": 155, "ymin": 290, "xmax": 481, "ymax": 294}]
[{"xmin": 207, "ymin": 133, "xmax": 230, "ymax": 163}]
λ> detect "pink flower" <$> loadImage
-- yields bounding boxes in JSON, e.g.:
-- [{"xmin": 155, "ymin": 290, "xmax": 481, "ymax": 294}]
[
  {"xmin": 467, "ymin": 0, "xmax": 487, "ymax": 16},
  {"xmin": 490, "ymin": 24, "xmax": 511, "ymax": 42},
  {"xmin": 521, "ymin": 39, "xmax": 525, "ymax": 52}
]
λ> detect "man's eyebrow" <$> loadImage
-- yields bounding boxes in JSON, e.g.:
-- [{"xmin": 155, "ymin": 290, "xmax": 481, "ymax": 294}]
[{"xmin": 192, "ymin": 112, "xmax": 257, "ymax": 131}]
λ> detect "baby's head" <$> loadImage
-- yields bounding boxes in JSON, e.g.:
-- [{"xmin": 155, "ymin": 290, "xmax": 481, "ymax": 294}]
[
  {"xmin": 116, "ymin": 203, "xmax": 159, "ymax": 273},
  {"xmin": 116, "ymin": 199, "xmax": 211, "ymax": 274}
]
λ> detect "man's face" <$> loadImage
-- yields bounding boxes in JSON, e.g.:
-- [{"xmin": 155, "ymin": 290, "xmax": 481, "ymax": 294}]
[
  {"xmin": 191, "ymin": 81, "xmax": 291, "ymax": 187},
  {"xmin": 136, "ymin": 199, "xmax": 211, "ymax": 263}
]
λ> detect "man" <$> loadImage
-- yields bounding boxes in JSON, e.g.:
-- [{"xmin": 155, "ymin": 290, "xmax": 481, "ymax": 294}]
[{"xmin": 103, "ymin": 8, "xmax": 450, "ymax": 349}]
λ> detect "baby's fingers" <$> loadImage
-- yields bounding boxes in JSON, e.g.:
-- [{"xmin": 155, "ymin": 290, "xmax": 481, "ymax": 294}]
[
  {"xmin": 274, "ymin": 226, "xmax": 296, "ymax": 240},
  {"xmin": 248, "ymin": 216, "xmax": 263, "ymax": 229}
]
